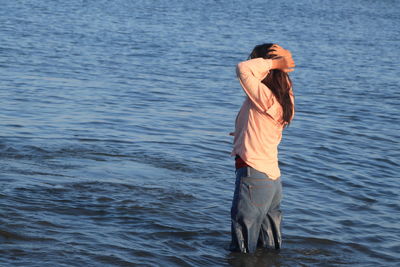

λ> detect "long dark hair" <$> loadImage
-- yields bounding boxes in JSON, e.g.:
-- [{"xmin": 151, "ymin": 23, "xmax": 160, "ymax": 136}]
[{"xmin": 249, "ymin": 43, "xmax": 294, "ymax": 125}]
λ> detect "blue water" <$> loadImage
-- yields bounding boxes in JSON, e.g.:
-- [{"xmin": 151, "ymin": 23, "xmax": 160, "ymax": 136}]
[{"xmin": 1, "ymin": 0, "xmax": 399, "ymax": 266}]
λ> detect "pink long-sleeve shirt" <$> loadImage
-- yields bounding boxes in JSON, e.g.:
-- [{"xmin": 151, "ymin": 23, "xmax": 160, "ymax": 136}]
[{"xmin": 231, "ymin": 58, "xmax": 294, "ymax": 179}]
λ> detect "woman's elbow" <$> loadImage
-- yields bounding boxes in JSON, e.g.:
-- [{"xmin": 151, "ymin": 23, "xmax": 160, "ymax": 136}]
[
  {"xmin": 236, "ymin": 62, "xmax": 246, "ymax": 71},
  {"xmin": 236, "ymin": 62, "xmax": 247, "ymax": 78}
]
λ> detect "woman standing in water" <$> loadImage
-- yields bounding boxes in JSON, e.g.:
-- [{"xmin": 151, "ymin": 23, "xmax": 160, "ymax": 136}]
[{"xmin": 230, "ymin": 44, "xmax": 295, "ymax": 253}]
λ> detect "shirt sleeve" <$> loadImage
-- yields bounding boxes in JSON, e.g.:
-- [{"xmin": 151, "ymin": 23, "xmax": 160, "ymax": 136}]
[{"xmin": 236, "ymin": 58, "xmax": 275, "ymax": 113}]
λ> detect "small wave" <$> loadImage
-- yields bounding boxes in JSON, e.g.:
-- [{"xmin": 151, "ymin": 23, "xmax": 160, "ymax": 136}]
[
  {"xmin": 0, "ymin": 140, "xmax": 196, "ymax": 173},
  {"xmin": 7, "ymin": 169, "xmax": 72, "ymax": 177},
  {"xmin": 0, "ymin": 229, "xmax": 55, "ymax": 242}
]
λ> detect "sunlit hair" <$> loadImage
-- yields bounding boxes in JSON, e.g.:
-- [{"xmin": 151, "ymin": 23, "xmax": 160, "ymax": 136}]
[{"xmin": 249, "ymin": 43, "xmax": 294, "ymax": 126}]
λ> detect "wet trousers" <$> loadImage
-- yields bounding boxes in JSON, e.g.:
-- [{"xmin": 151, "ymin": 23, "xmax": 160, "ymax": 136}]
[{"xmin": 230, "ymin": 167, "xmax": 282, "ymax": 253}]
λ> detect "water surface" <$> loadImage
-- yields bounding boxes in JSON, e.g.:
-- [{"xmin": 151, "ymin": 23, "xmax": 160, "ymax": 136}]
[{"xmin": 1, "ymin": 0, "xmax": 399, "ymax": 266}]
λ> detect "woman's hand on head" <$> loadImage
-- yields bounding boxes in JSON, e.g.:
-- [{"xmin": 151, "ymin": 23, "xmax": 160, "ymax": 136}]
[{"xmin": 269, "ymin": 44, "xmax": 295, "ymax": 72}]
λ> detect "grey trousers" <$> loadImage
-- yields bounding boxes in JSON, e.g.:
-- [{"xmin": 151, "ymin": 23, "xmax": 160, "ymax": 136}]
[{"xmin": 230, "ymin": 167, "xmax": 282, "ymax": 253}]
